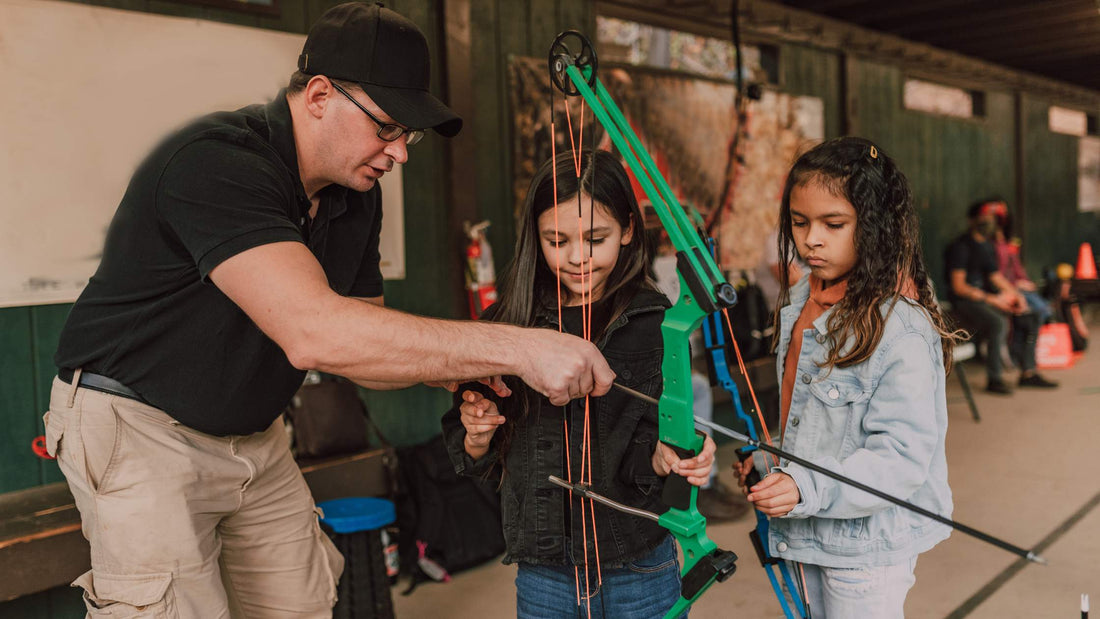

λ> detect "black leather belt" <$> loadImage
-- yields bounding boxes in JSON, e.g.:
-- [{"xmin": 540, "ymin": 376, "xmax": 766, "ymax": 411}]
[{"xmin": 58, "ymin": 368, "xmax": 147, "ymax": 404}]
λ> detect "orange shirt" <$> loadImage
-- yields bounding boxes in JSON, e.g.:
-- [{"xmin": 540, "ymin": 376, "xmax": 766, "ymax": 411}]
[
  {"xmin": 780, "ymin": 276, "xmax": 920, "ymax": 437},
  {"xmin": 780, "ymin": 275, "xmax": 847, "ymax": 435}
]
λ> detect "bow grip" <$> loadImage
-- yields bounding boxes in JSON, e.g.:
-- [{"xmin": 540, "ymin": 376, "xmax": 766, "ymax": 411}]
[
  {"xmin": 736, "ymin": 446, "xmax": 762, "ymax": 488},
  {"xmin": 661, "ymin": 429, "xmax": 708, "ymax": 511}
]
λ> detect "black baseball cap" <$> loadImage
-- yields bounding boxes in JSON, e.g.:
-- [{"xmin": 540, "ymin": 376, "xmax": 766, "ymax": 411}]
[{"xmin": 298, "ymin": 2, "xmax": 462, "ymax": 137}]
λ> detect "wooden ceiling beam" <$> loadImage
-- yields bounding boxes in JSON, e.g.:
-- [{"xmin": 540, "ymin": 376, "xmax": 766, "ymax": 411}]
[
  {"xmin": 888, "ymin": 0, "xmax": 1084, "ymax": 38},
  {"xmin": 837, "ymin": 0, "xmax": 991, "ymax": 31},
  {"xmin": 597, "ymin": 0, "xmax": 734, "ymax": 40},
  {"xmin": 921, "ymin": 10, "xmax": 1100, "ymax": 48},
  {"xmin": 596, "ymin": 0, "xmax": 1100, "ymax": 107},
  {"xmin": 788, "ymin": 0, "xmax": 874, "ymax": 13},
  {"xmin": 988, "ymin": 37, "xmax": 1100, "ymax": 62}
]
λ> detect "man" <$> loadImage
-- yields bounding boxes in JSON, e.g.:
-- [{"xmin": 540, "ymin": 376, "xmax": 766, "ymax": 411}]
[
  {"xmin": 945, "ymin": 200, "xmax": 1057, "ymax": 394},
  {"xmin": 45, "ymin": 3, "xmax": 612, "ymax": 617}
]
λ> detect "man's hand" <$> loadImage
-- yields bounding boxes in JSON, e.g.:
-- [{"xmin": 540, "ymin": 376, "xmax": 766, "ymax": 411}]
[
  {"xmin": 987, "ymin": 291, "xmax": 1017, "ymax": 314},
  {"xmin": 517, "ymin": 330, "xmax": 615, "ymax": 406},
  {"xmin": 459, "ymin": 390, "xmax": 505, "ymax": 459},
  {"xmin": 1009, "ymin": 292, "xmax": 1028, "ymax": 314},
  {"xmin": 746, "ymin": 472, "xmax": 801, "ymax": 517},
  {"xmin": 653, "ymin": 435, "xmax": 717, "ymax": 486}
]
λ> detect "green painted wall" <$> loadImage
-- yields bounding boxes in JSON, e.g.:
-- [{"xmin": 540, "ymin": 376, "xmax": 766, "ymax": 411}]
[
  {"xmin": 780, "ymin": 42, "xmax": 843, "ymax": 141},
  {"xmin": 1020, "ymin": 94, "xmax": 1100, "ymax": 274}
]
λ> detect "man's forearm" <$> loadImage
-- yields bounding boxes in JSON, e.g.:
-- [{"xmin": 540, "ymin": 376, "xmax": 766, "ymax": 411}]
[
  {"xmin": 349, "ymin": 378, "xmax": 418, "ymax": 390},
  {"xmin": 295, "ymin": 295, "xmax": 525, "ymax": 385}
]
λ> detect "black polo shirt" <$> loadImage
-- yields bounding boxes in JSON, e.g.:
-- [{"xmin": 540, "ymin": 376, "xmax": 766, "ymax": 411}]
[
  {"xmin": 944, "ymin": 233, "xmax": 998, "ymax": 301},
  {"xmin": 55, "ymin": 91, "xmax": 384, "ymax": 436}
]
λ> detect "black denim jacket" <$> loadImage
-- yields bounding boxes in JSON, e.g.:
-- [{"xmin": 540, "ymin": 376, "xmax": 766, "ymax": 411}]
[{"xmin": 442, "ymin": 288, "xmax": 672, "ymax": 568}]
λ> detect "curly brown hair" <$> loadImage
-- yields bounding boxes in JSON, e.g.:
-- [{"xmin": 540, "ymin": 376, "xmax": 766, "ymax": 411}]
[{"xmin": 773, "ymin": 137, "xmax": 962, "ymax": 372}]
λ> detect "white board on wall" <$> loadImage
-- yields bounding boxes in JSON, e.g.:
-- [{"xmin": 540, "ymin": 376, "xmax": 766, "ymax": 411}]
[
  {"xmin": 0, "ymin": 0, "xmax": 405, "ymax": 308},
  {"xmin": 1080, "ymin": 136, "xmax": 1100, "ymax": 213}
]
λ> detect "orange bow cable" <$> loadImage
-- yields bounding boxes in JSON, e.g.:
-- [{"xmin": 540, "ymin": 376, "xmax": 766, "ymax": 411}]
[
  {"xmin": 723, "ymin": 309, "xmax": 777, "ymax": 467},
  {"xmin": 556, "ymin": 96, "xmax": 604, "ymax": 615},
  {"xmin": 550, "ymin": 96, "xmax": 583, "ymax": 605}
]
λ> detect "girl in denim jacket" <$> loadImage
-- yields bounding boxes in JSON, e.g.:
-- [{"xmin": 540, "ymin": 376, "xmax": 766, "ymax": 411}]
[
  {"xmin": 442, "ymin": 149, "xmax": 716, "ymax": 618},
  {"xmin": 736, "ymin": 137, "xmax": 960, "ymax": 618}
]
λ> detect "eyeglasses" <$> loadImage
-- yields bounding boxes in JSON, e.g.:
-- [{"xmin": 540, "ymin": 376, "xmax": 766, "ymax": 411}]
[{"xmin": 331, "ymin": 82, "xmax": 424, "ymax": 146}]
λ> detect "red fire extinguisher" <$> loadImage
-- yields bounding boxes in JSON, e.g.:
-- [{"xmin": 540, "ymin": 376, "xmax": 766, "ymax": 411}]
[{"xmin": 464, "ymin": 220, "xmax": 497, "ymax": 319}]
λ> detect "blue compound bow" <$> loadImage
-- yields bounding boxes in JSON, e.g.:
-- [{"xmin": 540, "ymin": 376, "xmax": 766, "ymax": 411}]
[{"xmin": 699, "ymin": 239, "xmax": 808, "ymax": 619}]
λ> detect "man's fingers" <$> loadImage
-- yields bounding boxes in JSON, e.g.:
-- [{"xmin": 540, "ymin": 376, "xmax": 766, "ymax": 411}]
[
  {"xmin": 591, "ymin": 361, "xmax": 615, "ymax": 397},
  {"xmin": 547, "ymin": 387, "xmax": 573, "ymax": 406},
  {"xmin": 478, "ymin": 376, "xmax": 513, "ymax": 398}
]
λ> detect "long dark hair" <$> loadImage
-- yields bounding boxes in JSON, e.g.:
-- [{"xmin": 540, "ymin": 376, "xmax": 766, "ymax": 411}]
[
  {"xmin": 493, "ymin": 148, "xmax": 654, "ymax": 341},
  {"xmin": 485, "ymin": 149, "xmax": 655, "ymax": 478},
  {"xmin": 773, "ymin": 137, "xmax": 961, "ymax": 371}
]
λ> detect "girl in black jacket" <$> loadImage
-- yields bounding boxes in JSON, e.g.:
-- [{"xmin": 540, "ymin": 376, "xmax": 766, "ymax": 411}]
[{"xmin": 442, "ymin": 150, "xmax": 715, "ymax": 618}]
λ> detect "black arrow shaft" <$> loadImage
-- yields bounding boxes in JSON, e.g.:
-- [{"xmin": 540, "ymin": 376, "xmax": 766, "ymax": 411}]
[
  {"xmin": 613, "ymin": 382, "xmax": 1046, "ymax": 565},
  {"xmin": 747, "ymin": 432, "xmax": 1043, "ymax": 564}
]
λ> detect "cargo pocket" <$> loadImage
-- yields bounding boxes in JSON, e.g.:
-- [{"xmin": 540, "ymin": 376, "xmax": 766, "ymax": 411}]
[
  {"xmin": 43, "ymin": 410, "xmax": 65, "ymax": 458},
  {"xmin": 313, "ymin": 507, "xmax": 345, "ymax": 605},
  {"xmin": 73, "ymin": 569, "xmax": 175, "ymax": 618}
]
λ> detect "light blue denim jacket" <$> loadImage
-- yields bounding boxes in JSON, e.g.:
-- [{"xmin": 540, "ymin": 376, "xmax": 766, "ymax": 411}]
[{"xmin": 763, "ymin": 276, "xmax": 953, "ymax": 568}]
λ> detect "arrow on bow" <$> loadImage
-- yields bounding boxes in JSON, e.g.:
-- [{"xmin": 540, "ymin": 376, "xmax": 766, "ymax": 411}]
[{"xmin": 612, "ymin": 381, "xmax": 1049, "ymax": 567}]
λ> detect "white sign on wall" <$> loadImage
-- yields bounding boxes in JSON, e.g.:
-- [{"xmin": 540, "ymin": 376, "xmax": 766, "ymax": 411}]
[
  {"xmin": 1080, "ymin": 136, "xmax": 1100, "ymax": 213},
  {"xmin": 0, "ymin": 0, "xmax": 406, "ymax": 308},
  {"xmin": 1049, "ymin": 105, "xmax": 1088, "ymax": 137}
]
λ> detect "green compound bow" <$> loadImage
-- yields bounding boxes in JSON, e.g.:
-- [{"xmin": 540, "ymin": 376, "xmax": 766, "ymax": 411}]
[{"xmin": 546, "ymin": 30, "xmax": 740, "ymax": 618}]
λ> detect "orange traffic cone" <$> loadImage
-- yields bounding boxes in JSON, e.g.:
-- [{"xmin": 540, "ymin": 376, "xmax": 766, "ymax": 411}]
[{"xmin": 1077, "ymin": 242, "xmax": 1097, "ymax": 279}]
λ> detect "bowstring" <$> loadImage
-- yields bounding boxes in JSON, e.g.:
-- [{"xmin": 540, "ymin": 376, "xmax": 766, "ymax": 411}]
[
  {"xmin": 562, "ymin": 93, "xmax": 604, "ymax": 618},
  {"xmin": 549, "ymin": 87, "xmax": 584, "ymax": 608}
]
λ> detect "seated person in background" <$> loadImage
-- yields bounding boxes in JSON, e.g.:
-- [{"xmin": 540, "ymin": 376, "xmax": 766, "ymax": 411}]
[
  {"xmin": 945, "ymin": 201, "xmax": 1058, "ymax": 394},
  {"xmin": 984, "ymin": 200, "xmax": 1053, "ymax": 324}
]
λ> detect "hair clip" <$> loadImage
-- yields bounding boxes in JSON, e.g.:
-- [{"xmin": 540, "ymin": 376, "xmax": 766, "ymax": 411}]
[{"xmin": 869, "ymin": 145, "xmax": 878, "ymax": 159}]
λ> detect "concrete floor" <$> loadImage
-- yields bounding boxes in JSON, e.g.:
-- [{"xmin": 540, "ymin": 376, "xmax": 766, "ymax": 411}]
[{"xmin": 392, "ymin": 337, "xmax": 1100, "ymax": 618}]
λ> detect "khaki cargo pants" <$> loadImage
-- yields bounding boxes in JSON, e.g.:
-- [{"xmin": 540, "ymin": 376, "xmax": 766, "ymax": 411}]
[{"xmin": 45, "ymin": 373, "xmax": 344, "ymax": 618}]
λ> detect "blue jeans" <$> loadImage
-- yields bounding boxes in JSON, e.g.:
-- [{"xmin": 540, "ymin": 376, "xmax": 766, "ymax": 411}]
[
  {"xmin": 800, "ymin": 558, "xmax": 917, "ymax": 619},
  {"xmin": 1022, "ymin": 289, "xmax": 1053, "ymax": 323},
  {"xmin": 516, "ymin": 535, "xmax": 685, "ymax": 618}
]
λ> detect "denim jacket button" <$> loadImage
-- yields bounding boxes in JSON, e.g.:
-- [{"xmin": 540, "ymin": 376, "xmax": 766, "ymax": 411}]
[
  {"xmin": 801, "ymin": 374, "xmax": 811, "ymax": 384},
  {"xmin": 815, "ymin": 334, "xmax": 826, "ymax": 344},
  {"xmin": 791, "ymin": 417, "xmax": 800, "ymax": 427},
  {"xmin": 828, "ymin": 387, "xmax": 839, "ymax": 399},
  {"xmin": 776, "ymin": 542, "xmax": 789, "ymax": 552},
  {"xmin": 621, "ymin": 369, "xmax": 633, "ymax": 380}
]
